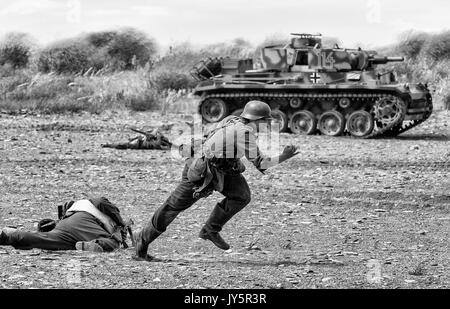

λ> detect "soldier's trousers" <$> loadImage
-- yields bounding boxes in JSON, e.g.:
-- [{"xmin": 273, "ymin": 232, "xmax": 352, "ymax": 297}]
[
  {"xmin": 149, "ymin": 163, "xmax": 252, "ymax": 233},
  {"xmin": 4, "ymin": 212, "xmax": 119, "ymax": 251}
]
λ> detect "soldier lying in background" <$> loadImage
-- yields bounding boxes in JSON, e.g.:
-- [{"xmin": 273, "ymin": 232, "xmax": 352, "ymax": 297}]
[
  {"xmin": 102, "ymin": 128, "xmax": 172, "ymax": 150},
  {"xmin": 0, "ymin": 197, "xmax": 133, "ymax": 252}
]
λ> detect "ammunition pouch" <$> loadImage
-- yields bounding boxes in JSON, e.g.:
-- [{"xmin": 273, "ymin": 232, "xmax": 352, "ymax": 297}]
[{"xmin": 209, "ymin": 157, "xmax": 246, "ymax": 175}]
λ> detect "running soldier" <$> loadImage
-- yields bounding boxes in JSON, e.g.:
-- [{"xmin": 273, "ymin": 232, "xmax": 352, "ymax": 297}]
[{"xmin": 134, "ymin": 100, "xmax": 298, "ymax": 261}]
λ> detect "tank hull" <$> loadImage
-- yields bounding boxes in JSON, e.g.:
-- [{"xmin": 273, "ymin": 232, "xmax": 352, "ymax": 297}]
[{"xmin": 193, "ymin": 81, "xmax": 432, "ymax": 138}]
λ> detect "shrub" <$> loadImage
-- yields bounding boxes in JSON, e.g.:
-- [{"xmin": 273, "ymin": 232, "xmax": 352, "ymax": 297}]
[
  {"xmin": 36, "ymin": 28, "xmax": 158, "ymax": 73},
  {"xmin": 0, "ymin": 69, "xmax": 32, "ymax": 99},
  {"xmin": 37, "ymin": 39, "xmax": 93, "ymax": 73},
  {"xmin": 153, "ymin": 42, "xmax": 204, "ymax": 74},
  {"xmin": 106, "ymin": 28, "xmax": 158, "ymax": 70},
  {"xmin": 444, "ymin": 93, "xmax": 450, "ymax": 110},
  {"xmin": 422, "ymin": 31, "xmax": 450, "ymax": 62},
  {"xmin": 86, "ymin": 31, "xmax": 117, "ymax": 48},
  {"xmin": 202, "ymin": 38, "xmax": 254, "ymax": 59},
  {"xmin": 150, "ymin": 69, "xmax": 196, "ymax": 91},
  {"xmin": 125, "ymin": 90, "xmax": 161, "ymax": 112},
  {"xmin": 397, "ymin": 31, "xmax": 429, "ymax": 60},
  {"xmin": 5, "ymin": 74, "xmax": 74, "ymax": 101},
  {"xmin": 0, "ymin": 32, "xmax": 35, "ymax": 68},
  {"xmin": 0, "ymin": 63, "xmax": 16, "ymax": 78},
  {"xmin": 257, "ymin": 33, "xmax": 290, "ymax": 49}
]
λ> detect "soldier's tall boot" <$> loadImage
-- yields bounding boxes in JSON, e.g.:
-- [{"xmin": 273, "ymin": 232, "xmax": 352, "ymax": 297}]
[
  {"xmin": 199, "ymin": 204, "xmax": 233, "ymax": 250},
  {"xmin": 133, "ymin": 224, "xmax": 162, "ymax": 261}
]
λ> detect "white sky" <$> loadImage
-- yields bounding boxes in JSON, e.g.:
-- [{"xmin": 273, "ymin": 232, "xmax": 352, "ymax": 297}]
[{"xmin": 0, "ymin": 0, "xmax": 448, "ymax": 49}]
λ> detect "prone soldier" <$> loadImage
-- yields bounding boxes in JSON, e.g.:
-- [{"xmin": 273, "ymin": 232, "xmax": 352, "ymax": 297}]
[{"xmin": 0, "ymin": 197, "xmax": 132, "ymax": 252}]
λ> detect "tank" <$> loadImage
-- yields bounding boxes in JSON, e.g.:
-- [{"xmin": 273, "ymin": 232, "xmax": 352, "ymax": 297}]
[{"xmin": 190, "ymin": 33, "xmax": 433, "ymax": 138}]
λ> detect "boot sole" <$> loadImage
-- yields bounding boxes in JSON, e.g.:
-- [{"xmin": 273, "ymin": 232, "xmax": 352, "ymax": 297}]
[
  {"xmin": 198, "ymin": 233, "xmax": 230, "ymax": 250},
  {"xmin": 132, "ymin": 254, "xmax": 155, "ymax": 262}
]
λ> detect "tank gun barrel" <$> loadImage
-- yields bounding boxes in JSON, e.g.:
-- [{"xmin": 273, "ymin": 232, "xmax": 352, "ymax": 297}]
[{"xmin": 369, "ymin": 56, "xmax": 404, "ymax": 65}]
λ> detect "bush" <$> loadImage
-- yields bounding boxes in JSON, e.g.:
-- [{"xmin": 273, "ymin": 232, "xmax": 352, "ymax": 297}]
[
  {"xmin": 0, "ymin": 63, "xmax": 16, "ymax": 78},
  {"xmin": 0, "ymin": 32, "xmax": 35, "ymax": 68},
  {"xmin": 86, "ymin": 31, "xmax": 117, "ymax": 48},
  {"xmin": 0, "ymin": 69, "xmax": 34, "ymax": 99},
  {"xmin": 150, "ymin": 69, "xmax": 196, "ymax": 91},
  {"xmin": 106, "ymin": 28, "xmax": 158, "ymax": 70},
  {"xmin": 37, "ymin": 39, "xmax": 93, "ymax": 73},
  {"xmin": 125, "ymin": 90, "xmax": 161, "ymax": 112},
  {"xmin": 422, "ymin": 31, "xmax": 450, "ymax": 62},
  {"xmin": 202, "ymin": 38, "xmax": 254, "ymax": 59},
  {"xmin": 36, "ymin": 28, "xmax": 158, "ymax": 73},
  {"xmin": 153, "ymin": 38, "xmax": 256, "ymax": 80},
  {"xmin": 397, "ymin": 31, "xmax": 429, "ymax": 60},
  {"xmin": 443, "ymin": 92, "xmax": 450, "ymax": 110},
  {"xmin": 153, "ymin": 42, "xmax": 204, "ymax": 73},
  {"xmin": 4, "ymin": 74, "xmax": 74, "ymax": 101}
]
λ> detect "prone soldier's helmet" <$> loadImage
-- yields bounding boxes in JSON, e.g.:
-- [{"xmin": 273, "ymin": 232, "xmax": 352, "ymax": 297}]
[{"xmin": 240, "ymin": 100, "xmax": 273, "ymax": 121}]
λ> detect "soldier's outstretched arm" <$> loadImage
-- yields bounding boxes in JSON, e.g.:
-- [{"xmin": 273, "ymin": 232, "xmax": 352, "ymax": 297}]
[
  {"xmin": 257, "ymin": 145, "xmax": 299, "ymax": 171},
  {"xmin": 241, "ymin": 129, "xmax": 299, "ymax": 172}
]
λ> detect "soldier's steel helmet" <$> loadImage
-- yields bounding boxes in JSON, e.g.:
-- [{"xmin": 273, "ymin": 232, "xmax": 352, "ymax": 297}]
[{"xmin": 240, "ymin": 100, "xmax": 273, "ymax": 121}]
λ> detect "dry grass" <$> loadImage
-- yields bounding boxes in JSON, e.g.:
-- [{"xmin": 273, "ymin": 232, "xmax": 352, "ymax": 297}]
[{"xmin": 0, "ymin": 68, "xmax": 170, "ymax": 114}]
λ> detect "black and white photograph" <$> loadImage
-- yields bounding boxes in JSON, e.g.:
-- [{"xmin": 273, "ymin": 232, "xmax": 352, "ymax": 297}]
[{"xmin": 0, "ymin": 0, "xmax": 449, "ymax": 294}]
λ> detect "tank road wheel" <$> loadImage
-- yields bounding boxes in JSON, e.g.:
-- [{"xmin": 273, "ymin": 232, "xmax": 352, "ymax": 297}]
[
  {"xmin": 290, "ymin": 111, "xmax": 317, "ymax": 135},
  {"xmin": 270, "ymin": 109, "xmax": 289, "ymax": 132},
  {"xmin": 339, "ymin": 98, "xmax": 351, "ymax": 109},
  {"xmin": 231, "ymin": 108, "xmax": 244, "ymax": 117},
  {"xmin": 346, "ymin": 111, "xmax": 374, "ymax": 137},
  {"xmin": 318, "ymin": 111, "xmax": 345, "ymax": 136},
  {"xmin": 200, "ymin": 98, "xmax": 229, "ymax": 123},
  {"xmin": 289, "ymin": 98, "xmax": 303, "ymax": 109},
  {"xmin": 373, "ymin": 96, "xmax": 404, "ymax": 127}
]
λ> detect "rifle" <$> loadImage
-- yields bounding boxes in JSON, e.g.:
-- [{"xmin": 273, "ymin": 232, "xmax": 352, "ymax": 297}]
[{"xmin": 130, "ymin": 128, "xmax": 150, "ymax": 136}]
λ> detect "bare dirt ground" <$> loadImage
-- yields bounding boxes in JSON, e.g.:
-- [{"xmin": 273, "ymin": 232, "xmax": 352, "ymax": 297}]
[{"xmin": 0, "ymin": 109, "xmax": 449, "ymax": 289}]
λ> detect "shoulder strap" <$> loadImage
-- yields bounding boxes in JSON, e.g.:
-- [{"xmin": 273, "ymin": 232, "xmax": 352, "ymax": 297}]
[
  {"xmin": 204, "ymin": 116, "xmax": 241, "ymax": 142},
  {"xmin": 203, "ymin": 116, "xmax": 243, "ymax": 159}
]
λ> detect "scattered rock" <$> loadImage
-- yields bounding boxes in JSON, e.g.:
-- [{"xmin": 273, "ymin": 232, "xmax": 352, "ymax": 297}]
[
  {"xmin": 343, "ymin": 251, "xmax": 359, "ymax": 256},
  {"xmin": 300, "ymin": 221, "xmax": 313, "ymax": 225},
  {"xmin": 374, "ymin": 209, "xmax": 387, "ymax": 213}
]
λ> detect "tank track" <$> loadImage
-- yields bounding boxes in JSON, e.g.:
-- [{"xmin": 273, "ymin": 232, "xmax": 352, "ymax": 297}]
[
  {"xmin": 202, "ymin": 91, "xmax": 430, "ymax": 138},
  {"xmin": 383, "ymin": 100, "xmax": 433, "ymax": 137}
]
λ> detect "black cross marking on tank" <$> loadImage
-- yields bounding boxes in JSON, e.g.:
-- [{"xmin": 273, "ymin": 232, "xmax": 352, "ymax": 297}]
[{"xmin": 310, "ymin": 72, "xmax": 321, "ymax": 84}]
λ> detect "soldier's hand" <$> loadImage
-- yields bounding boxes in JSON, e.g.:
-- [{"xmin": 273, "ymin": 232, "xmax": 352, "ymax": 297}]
[{"xmin": 282, "ymin": 145, "xmax": 299, "ymax": 158}]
